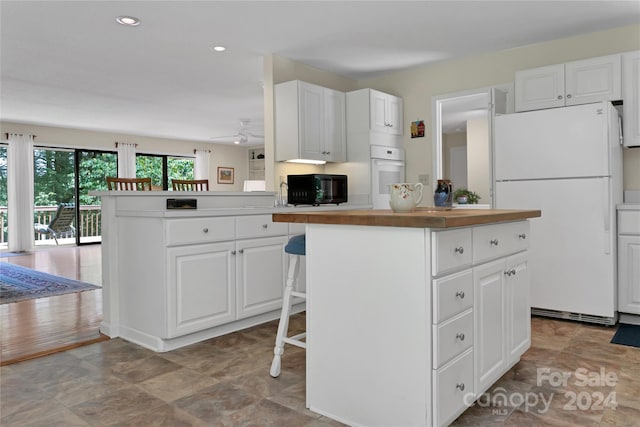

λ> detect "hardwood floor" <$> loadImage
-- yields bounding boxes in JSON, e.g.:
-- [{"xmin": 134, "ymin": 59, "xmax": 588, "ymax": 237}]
[{"xmin": 0, "ymin": 244, "xmax": 107, "ymax": 365}]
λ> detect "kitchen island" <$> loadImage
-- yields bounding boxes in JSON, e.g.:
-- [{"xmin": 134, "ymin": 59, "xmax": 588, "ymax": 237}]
[
  {"xmin": 92, "ymin": 190, "xmax": 368, "ymax": 352},
  {"xmin": 273, "ymin": 208, "xmax": 541, "ymax": 427}
]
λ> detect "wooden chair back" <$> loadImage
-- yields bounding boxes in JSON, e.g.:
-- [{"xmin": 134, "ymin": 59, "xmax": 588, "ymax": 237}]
[
  {"xmin": 106, "ymin": 177, "xmax": 153, "ymax": 191},
  {"xmin": 172, "ymin": 179, "xmax": 210, "ymax": 191}
]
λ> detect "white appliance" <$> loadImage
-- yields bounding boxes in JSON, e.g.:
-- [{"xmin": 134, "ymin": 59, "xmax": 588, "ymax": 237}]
[
  {"xmin": 494, "ymin": 101, "xmax": 623, "ymax": 325},
  {"xmin": 370, "ymin": 145, "xmax": 405, "ymax": 209}
]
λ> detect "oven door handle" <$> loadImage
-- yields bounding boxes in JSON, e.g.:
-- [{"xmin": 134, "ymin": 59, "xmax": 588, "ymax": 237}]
[{"xmin": 372, "ymin": 160, "xmax": 405, "ymax": 167}]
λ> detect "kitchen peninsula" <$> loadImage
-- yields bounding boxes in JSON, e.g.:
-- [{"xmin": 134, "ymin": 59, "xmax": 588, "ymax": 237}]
[
  {"xmin": 93, "ymin": 190, "xmax": 365, "ymax": 352},
  {"xmin": 272, "ymin": 208, "xmax": 541, "ymax": 427}
]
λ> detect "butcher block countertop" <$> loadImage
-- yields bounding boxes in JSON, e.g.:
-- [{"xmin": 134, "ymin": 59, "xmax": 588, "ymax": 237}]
[{"xmin": 273, "ymin": 208, "xmax": 541, "ymax": 228}]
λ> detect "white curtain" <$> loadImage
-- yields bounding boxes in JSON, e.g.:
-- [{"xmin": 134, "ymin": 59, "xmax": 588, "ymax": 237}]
[
  {"xmin": 194, "ymin": 149, "xmax": 211, "ymax": 181},
  {"xmin": 117, "ymin": 142, "xmax": 137, "ymax": 178},
  {"xmin": 7, "ymin": 133, "xmax": 35, "ymax": 252}
]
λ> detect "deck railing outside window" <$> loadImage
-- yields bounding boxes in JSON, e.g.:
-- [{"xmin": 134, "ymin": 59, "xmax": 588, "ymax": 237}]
[{"xmin": 0, "ymin": 205, "xmax": 102, "ymax": 244}]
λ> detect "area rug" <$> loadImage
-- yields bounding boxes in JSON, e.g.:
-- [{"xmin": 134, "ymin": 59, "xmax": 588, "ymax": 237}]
[
  {"xmin": 610, "ymin": 324, "xmax": 640, "ymax": 348},
  {"xmin": 0, "ymin": 263, "xmax": 99, "ymax": 304}
]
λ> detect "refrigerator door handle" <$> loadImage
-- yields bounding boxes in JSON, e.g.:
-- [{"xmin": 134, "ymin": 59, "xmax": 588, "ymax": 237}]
[{"xmin": 602, "ymin": 178, "xmax": 611, "ymax": 254}]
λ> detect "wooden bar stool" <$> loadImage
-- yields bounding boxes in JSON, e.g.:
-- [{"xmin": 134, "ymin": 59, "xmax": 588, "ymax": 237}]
[{"xmin": 270, "ymin": 234, "xmax": 306, "ymax": 378}]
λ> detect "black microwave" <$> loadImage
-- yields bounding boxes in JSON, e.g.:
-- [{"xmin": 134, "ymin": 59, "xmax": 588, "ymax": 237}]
[{"xmin": 287, "ymin": 174, "xmax": 348, "ymax": 206}]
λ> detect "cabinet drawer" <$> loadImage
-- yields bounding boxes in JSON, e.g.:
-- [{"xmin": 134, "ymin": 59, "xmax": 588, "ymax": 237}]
[
  {"xmin": 166, "ymin": 217, "xmax": 235, "ymax": 246},
  {"xmin": 432, "ymin": 228, "xmax": 472, "ymax": 276},
  {"xmin": 473, "ymin": 221, "xmax": 529, "ymax": 264},
  {"xmin": 619, "ymin": 210, "xmax": 640, "ymax": 234},
  {"xmin": 433, "ymin": 269, "xmax": 473, "ymax": 323},
  {"xmin": 236, "ymin": 214, "xmax": 289, "ymax": 239},
  {"xmin": 432, "ymin": 310, "xmax": 473, "ymax": 369},
  {"xmin": 433, "ymin": 349, "xmax": 474, "ymax": 427}
]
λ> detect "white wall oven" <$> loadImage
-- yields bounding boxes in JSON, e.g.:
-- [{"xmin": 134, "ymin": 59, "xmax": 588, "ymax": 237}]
[{"xmin": 370, "ymin": 145, "xmax": 405, "ymax": 209}]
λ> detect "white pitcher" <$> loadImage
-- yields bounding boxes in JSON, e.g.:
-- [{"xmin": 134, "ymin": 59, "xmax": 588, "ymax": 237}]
[{"xmin": 389, "ymin": 183, "xmax": 424, "ymax": 212}]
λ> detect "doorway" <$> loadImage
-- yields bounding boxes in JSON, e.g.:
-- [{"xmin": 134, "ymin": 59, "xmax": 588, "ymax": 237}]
[{"xmin": 432, "ymin": 85, "xmax": 511, "ymax": 207}]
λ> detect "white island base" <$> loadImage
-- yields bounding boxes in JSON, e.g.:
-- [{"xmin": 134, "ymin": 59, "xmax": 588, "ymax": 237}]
[{"xmin": 303, "ymin": 220, "xmax": 533, "ymax": 427}]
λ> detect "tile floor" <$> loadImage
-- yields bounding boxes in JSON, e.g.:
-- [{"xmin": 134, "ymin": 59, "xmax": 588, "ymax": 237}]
[{"xmin": 1, "ymin": 314, "xmax": 639, "ymax": 426}]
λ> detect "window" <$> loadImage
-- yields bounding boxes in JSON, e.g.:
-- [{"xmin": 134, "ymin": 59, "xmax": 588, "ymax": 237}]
[{"xmin": 136, "ymin": 154, "xmax": 194, "ymax": 190}]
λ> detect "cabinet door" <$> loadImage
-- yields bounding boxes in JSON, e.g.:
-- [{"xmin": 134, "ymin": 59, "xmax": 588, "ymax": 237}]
[
  {"xmin": 474, "ymin": 258, "xmax": 507, "ymax": 395},
  {"xmin": 506, "ymin": 252, "xmax": 530, "ymax": 364},
  {"xmin": 167, "ymin": 242, "xmax": 236, "ymax": 338},
  {"xmin": 515, "ymin": 64, "xmax": 565, "ymax": 112},
  {"xmin": 299, "ymin": 82, "xmax": 325, "ymax": 161},
  {"xmin": 236, "ymin": 236, "xmax": 287, "ymax": 319},
  {"xmin": 387, "ymin": 94, "xmax": 403, "ymax": 136},
  {"xmin": 370, "ymin": 89, "xmax": 389, "ymax": 133},
  {"xmin": 565, "ymin": 54, "xmax": 622, "ymax": 106},
  {"xmin": 623, "ymin": 51, "xmax": 640, "ymax": 147},
  {"xmin": 618, "ymin": 235, "xmax": 640, "ymax": 315},
  {"xmin": 324, "ymin": 88, "xmax": 347, "ymax": 162}
]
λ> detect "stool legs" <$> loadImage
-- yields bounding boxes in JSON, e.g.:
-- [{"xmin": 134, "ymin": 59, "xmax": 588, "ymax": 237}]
[{"xmin": 270, "ymin": 254, "xmax": 301, "ymax": 378}]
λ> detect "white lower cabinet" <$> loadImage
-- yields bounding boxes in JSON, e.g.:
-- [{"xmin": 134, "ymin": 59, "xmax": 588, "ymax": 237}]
[
  {"xmin": 618, "ymin": 208, "xmax": 640, "ymax": 315},
  {"xmin": 432, "ymin": 221, "xmax": 531, "ymax": 426},
  {"xmin": 167, "ymin": 242, "xmax": 236, "ymax": 338},
  {"xmin": 236, "ymin": 236, "xmax": 287, "ymax": 319},
  {"xmin": 116, "ymin": 213, "xmax": 293, "ymax": 350},
  {"xmin": 474, "ymin": 251, "xmax": 531, "ymax": 395}
]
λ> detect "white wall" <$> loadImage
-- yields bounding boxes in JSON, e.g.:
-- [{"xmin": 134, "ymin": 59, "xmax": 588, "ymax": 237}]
[
  {"xmin": 466, "ymin": 117, "xmax": 490, "ymax": 202},
  {"xmin": 0, "ymin": 121, "xmax": 249, "ymax": 191},
  {"xmin": 357, "ymin": 24, "xmax": 640, "ymax": 191}
]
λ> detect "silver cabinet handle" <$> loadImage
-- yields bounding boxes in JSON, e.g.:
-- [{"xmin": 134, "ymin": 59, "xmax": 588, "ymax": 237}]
[
  {"xmin": 510, "ymin": 268, "xmax": 516, "ymax": 276},
  {"xmin": 203, "ymin": 228, "xmax": 209, "ymax": 233},
  {"xmin": 231, "ymin": 250, "xmax": 236, "ymax": 255},
  {"xmin": 456, "ymin": 383, "xmax": 465, "ymax": 391},
  {"xmin": 490, "ymin": 239, "xmax": 499, "ymax": 246},
  {"xmin": 557, "ymin": 95, "xmax": 563, "ymax": 100},
  {"xmin": 262, "ymin": 224, "xmax": 268, "ymax": 229},
  {"xmin": 504, "ymin": 270, "xmax": 511, "ymax": 277},
  {"xmin": 518, "ymin": 233, "xmax": 526, "ymax": 239},
  {"xmin": 325, "ymin": 151, "xmax": 330, "ymax": 155},
  {"xmin": 239, "ymin": 249, "xmax": 244, "ymax": 254},
  {"xmin": 566, "ymin": 94, "xmax": 572, "ymax": 99},
  {"xmin": 456, "ymin": 291, "xmax": 465, "ymax": 299},
  {"xmin": 454, "ymin": 246, "xmax": 464, "ymax": 254},
  {"xmin": 456, "ymin": 333, "xmax": 465, "ymax": 341}
]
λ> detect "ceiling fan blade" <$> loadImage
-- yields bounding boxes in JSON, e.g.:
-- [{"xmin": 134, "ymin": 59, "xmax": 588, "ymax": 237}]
[
  {"xmin": 246, "ymin": 132, "xmax": 264, "ymax": 138},
  {"xmin": 209, "ymin": 134, "xmax": 240, "ymax": 140}
]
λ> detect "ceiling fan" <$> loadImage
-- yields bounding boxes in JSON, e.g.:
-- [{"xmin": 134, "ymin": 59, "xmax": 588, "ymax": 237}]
[{"xmin": 210, "ymin": 119, "xmax": 264, "ymax": 145}]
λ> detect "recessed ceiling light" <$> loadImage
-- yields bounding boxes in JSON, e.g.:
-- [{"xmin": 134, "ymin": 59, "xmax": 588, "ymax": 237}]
[
  {"xmin": 116, "ymin": 16, "xmax": 141, "ymax": 26},
  {"xmin": 211, "ymin": 45, "xmax": 226, "ymax": 52}
]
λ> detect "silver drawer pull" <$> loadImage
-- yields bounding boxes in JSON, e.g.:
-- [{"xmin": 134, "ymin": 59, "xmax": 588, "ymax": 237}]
[
  {"xmin": 490, "ymin": 239, "xmax": 499, "ymax": 246},
  {"xmin": 510, "ymin": 268, "xmax": 516, "ymax": 276},
  {"xmin": 504, "ymin": 270, "xmax": 511, "ymax": 277},
  {"xmin": 239, "ymin": 249, "xmax": 244, "ymax": 254},
  {"xmin": 456, "ymin": 383, "xmax": 465, "ymax": 391},
  {"xmin": 203, "ymin": 228, "xmax": 209, "ymax": 233},
  {"xmin": 455, "ymin": 291, "xmax": 465, "ymax": 299},
  {"xmin": 557, "ymin": 95, "xmax": 563, "ymax": 100},
  {"xmin": 456, "ymin": 333, "xmax": 465, "ymax": 341},
  {"xmin": 518, "ymin": 233, "xmax": 526, "ymax": 240},
  {"xmin": 262, "ymin": 224, "xmax": 268, "ymax": 229},
  {"xmin": 231, "ymin": 250, "xmax": 236, "ymax": 255},
  {"xmin": 454, "ymin": 246, "xmax": 464, "ymax": 254}
]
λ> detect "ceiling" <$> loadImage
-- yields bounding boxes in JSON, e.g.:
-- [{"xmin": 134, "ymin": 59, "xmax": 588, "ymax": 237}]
[{"xmin": 1, "ymin": 1, "xmax": 639, "ymax": 146}]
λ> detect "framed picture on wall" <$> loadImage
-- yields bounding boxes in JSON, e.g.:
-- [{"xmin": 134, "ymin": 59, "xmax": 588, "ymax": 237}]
[{"xmin": 217, "ymin": 167, "xmax": 234, "ymax": 184}]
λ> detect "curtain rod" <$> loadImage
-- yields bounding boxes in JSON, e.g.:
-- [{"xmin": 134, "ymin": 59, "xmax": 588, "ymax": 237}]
[
  {"xmin": 4, "ymin": 133, "xmax": 37, "ymax": 139},
  {"xmin": 115, "ymin": 142, "xmax": 138, "ymax": 147},
  {"xmin": 194, "ymin": 149, "xmax": 212, "ymax": 154}
]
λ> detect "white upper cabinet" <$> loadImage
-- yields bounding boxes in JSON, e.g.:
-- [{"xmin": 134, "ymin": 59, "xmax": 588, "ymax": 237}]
[
  {"xmin": 515, "ymin": 54, "xmax": 622, "ymax": 112},
  {"xmin": 370, "ymin": 89, "xmax": 403, "ymax": 135},
  {"xmin": 275, "ymin": 80, "xmax": 346, "ymax": 163},
  {"xmin": 623, "ymin": 50, "xmax": 640, "ymax": 147}
]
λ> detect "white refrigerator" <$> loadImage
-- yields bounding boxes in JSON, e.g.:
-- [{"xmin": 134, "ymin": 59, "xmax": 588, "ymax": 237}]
[{"xmin": 494, "ymin": 101, "xmax": 623, "ymax": 324}]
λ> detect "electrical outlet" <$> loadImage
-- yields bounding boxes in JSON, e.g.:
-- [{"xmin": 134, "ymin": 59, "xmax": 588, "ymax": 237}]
[{"xmin": 418, "ymin": 174, "xmax": 429, "ymax": 186}]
